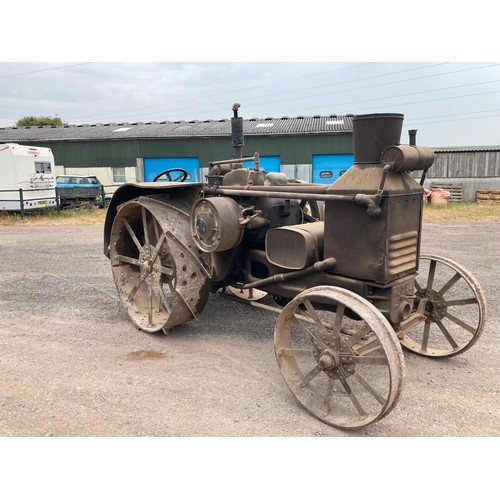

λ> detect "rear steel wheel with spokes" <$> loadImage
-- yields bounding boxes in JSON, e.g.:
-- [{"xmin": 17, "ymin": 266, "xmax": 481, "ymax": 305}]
[
  {"xmin": 274, "ymin": 286, "xmax": 405, "ymax": 430},
  {"xmin": 110, "ymin": 197, "xmax": 211, "ymax": 333},
  {"xmin": 399, "ymin": 254, "xmax": 487, "ymax": 358}
]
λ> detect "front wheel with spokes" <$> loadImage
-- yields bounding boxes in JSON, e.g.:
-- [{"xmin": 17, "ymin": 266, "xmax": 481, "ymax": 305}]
[
  {"xmin": 109, "ymin": 197, "xmax": 211, "ymax": 333},
  {"xmin": 399, "ymin": 254, "xmax": 487, "ymax": 358},
  {"xmin": 274, "ymin": 286, "xmax": 405, "ymax": 430}
]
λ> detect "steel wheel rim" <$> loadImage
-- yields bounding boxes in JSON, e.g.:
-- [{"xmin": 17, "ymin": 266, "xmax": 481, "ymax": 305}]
[
  {"xmin": 274, "ymin": 286, "xmax": 405, "ymax": 430},
  {"xmin": 400, "ymin": 254, "xmax": 487, "ymax": 358},
  {"xmin": 110, "ymin": 198, "xmax": 211, "ymax": 333},
  {"xmin": 110, "ymin": 202, "xmax": 178, "ymax": 332}
]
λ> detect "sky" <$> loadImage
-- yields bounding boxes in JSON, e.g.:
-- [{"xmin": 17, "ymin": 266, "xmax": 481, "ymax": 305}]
[{"xmin": 1, "ymin": 61, "xmax": 499, "ymax": 148}]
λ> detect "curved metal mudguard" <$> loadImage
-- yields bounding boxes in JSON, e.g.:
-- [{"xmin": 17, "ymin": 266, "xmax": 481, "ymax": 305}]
[{"xmin": 103, "ymin": 182, "xmax": 204, "ymax": 258}]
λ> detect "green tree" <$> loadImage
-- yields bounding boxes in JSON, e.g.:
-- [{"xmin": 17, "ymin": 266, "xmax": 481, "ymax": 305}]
[{"xmin": 16, "ymin": 115, "xmax": 67, "ymax": 127}]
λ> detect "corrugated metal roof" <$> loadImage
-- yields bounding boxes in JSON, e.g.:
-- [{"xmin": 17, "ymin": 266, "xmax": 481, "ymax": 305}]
[
  {"xmin": 0, "ymin": 115, "xmax": 354, "ymax": 142},
  {"xmin": 433, "ymin": 145, "xmax": 500, "ymax": 153}
]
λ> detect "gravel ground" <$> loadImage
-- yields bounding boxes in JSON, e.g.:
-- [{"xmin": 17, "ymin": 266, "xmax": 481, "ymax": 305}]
[{"xmin": 0, "ymin": 219, "xmax": 498, "ymax": 437}]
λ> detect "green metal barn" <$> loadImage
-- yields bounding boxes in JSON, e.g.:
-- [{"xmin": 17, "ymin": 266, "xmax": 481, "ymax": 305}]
[
  {"xmin": 0, "ymin": 115, "xmax": 355, "ymax": 191},
  {"xmin": 2, "ymin": 114, "xmax": 498, "ymax": 201}
]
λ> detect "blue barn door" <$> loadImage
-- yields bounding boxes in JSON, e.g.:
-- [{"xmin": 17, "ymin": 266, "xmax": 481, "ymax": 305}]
[
  {"xmin": 312, "ymin": 154, "xmax": 353, "ymax": 184},
  {"xmin": 244, "ymin": 155, "xmax": 281, "ymax": 173},
  {"xmin": 144, "ymin": 157, "xmax": 200, "ymax": 182}
]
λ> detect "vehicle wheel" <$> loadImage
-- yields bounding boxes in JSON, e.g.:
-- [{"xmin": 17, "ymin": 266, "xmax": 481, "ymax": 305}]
[
  {"xmin": 109, "ymin": 196, "xmax": 211, "ymax": 333},
  {"xmin": 399, "ymin": 254, "xmax": 487, "ymax": 358},
  {"xmin": 274, "ymin": 286, "xmax": 405, "ymax": 430}
]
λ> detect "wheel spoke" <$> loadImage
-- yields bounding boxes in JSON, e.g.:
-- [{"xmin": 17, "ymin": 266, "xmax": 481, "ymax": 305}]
[
  {"xmin": 154, "ymin": 264, "xmax": 174, "ymax": 278},
  {"xmin": 438, "ymin": 271, "xmax": 461, "ymax": 296},
  {"xmin": 157, "ymin": 282, "xmax": 172, "ymax": 313},
  {"xmin": 150, "ymin": 232, "xmax": 166, "ymax": 263},
  {"xmin": 444, "ymin": 312, "xmax": 476, "ymax": 335},
  {"xmin": 346, "ymin": 323, "xmax": 372, "ymax": 347},
  {"xmin": 446, "ymin": 297, "xmax": 478, "ymax": 307},
  {"xmin": 421, "ymin": 321, "xmax": 431, "ymax": 352},
  {"xmin": 278, "ymin": 347, "xmax": 314, "ymax": 357},
  {"xmin": 331, "ymin": 303, "xmax": 344, "ymax": 350},
  {"xmin": 116, "ymin": 254, "xmax": 142, "ymax": 267},
  {"xmin": 353, "ymin": 371, "xmax": 386, "ymax": 405},
  {"xmin": 147, "ymin": 279, "xmax": 153, "ymax": 326},
  {"xmin": 414, "ymin": 279, "xmax": 423, "ymax": 294},
  {"xmin": 128, "ymin": 270, "xmax": 148, "ymax": 302},
  {"xmin": 153, "ymin": 216, "xmax": 161, "ymax": 243},
  {"xmin": 320, "ymin": 379, "xmax": 334, "ymax": 417},
  {"xmin": 291, "ymin": 316, "xmax": 327, "ymax": 350},
  {"xmin": 435, "ymin": 319, "xmax": 459, "ymax": 349},
  {"xmin": 299, "ymin": 364, "xmax": 324, "ymax": 387},
  {"xmin": 123, "ymin": 218, "xmax": 145, "ymax": 257},
  {"xmin": 426, "ymin": 259, "xmax": 437, "ymax": 291},
  {"xmin": 142, "ymin": 207, "xmax": 149, "ymax": 248},
  {"xmin": 302, "ymin": 299, "xmax": 330, "ymax": 337},
  {"xmin": 336, "ymin": 367, "xmax": 367, "ymax": 417}
]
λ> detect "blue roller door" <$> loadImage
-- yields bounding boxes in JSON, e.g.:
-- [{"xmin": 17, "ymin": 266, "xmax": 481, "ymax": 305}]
[
  {"xmin": 144, "ymin": 157, "xmax": 200, "ymax": 182},
  {"xmin": 312, "ymin": 154, "xmax": 353, "ymax": 184},
  {"xmin": 244, "ymin": 155, "xmax": 281, "ymax": 173}
]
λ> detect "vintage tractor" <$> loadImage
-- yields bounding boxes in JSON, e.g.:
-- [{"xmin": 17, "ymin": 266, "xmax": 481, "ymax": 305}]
[{"xmin": 103, "ymin": 104, "xmax": 487, "ymax": 430}]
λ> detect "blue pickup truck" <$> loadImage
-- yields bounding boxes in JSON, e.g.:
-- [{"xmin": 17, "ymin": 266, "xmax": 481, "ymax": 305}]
[{"xmin": 56, "ymin": 175, "xmax": 106, "ymax": 208}]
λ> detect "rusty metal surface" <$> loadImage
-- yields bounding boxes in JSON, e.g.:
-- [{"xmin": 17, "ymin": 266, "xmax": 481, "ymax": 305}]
[
  {"xmin": 110, "ymin": 196, "xmax": 211, "ymax": 333},
  {"xmin": 398, "ymin": 254, "xmax": 487, "ymax": 357},
  {"xmin": 274, "ymin": 285, "xmax": 405, "ymax": 429},
  {"xmin": 103, "ymin": 105, "xmax": 488, "ymax": 431}
]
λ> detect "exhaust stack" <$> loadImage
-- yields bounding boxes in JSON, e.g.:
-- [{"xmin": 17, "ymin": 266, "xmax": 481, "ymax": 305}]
[{"xmin": 231, "ymin": 103, "xmax": 244, "ymax": 159}]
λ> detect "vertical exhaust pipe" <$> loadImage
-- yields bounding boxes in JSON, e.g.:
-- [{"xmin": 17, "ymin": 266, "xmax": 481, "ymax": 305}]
[
  {"xmin": 409, "ymin": 129, "xmax": 417, "ymax": 146},
  {"xmin": 231, "ymin": 103, "xmax": 244, "ymax": 159}
]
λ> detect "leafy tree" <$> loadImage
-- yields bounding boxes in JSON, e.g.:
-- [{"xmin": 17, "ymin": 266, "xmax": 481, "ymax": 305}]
[{"xmin": 16, "ymin": 115, "xmax": 67, "ymax": 127}]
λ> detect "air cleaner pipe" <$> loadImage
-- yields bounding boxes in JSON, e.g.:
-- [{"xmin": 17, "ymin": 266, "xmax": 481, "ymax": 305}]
[{"xmin": 203, "ymin": 186, "xmax": 354, "ymax": 203}]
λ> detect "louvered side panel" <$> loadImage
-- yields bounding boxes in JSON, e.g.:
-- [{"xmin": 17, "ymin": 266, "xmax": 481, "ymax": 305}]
[{"xmin": 388, "ymin": 230, "xmax": 418, "ymax": 277}]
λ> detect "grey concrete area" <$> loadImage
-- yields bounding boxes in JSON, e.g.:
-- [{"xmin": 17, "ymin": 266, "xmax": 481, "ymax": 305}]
[{"xmin": 0, "ymin": 220, "xmax": 499, "ymax": 437}]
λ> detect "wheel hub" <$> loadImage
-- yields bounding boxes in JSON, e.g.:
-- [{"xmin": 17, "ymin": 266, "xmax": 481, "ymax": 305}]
[
  {"xmin": 139, "ymin": 244, "xmax": 156, "ymax": 274},
  {"xmin": 416, "ymin": 289, "xmax": 447, "ymax": 322},
  {"xmin": 315, "ymin": 348, "xmax": 340, "ymax": 370}
]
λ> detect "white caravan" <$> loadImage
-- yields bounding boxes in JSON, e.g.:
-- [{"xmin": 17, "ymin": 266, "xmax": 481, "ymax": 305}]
[{"xmin": 0, "ymin": 143, "xmax": 57, "ymax": 211}]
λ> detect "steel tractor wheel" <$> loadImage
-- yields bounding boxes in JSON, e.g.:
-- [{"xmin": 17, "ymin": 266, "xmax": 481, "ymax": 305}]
[
  {"xmin": 399, "ymin": 254, "xmax": 487, "ymax": 358},
  {"xmin": 274, "ymin": 286, "xmax": 405, "ymax": 430},
  {"xmin": 109, "ymin": 196, "xmax": 211, "ymax": 333}
]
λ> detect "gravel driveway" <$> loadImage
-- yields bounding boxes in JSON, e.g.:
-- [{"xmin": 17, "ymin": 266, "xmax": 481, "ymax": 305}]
[{"xmin": 0, "ymin": 219, "xmax": 498, "ymax": 437}]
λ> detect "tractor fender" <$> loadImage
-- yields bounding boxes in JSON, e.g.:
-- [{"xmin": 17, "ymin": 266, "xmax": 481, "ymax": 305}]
[{"xmin": 103, "ymin": 182, "xmax": 204, "ymax": 258}]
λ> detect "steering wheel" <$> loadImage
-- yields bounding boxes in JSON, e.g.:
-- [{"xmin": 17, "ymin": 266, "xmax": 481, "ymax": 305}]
[{"xmin": 152, "ymin": 168, "xmax": 190, "ymax": 183}]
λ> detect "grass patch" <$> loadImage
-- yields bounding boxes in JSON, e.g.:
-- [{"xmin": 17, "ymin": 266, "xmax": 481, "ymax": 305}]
[
  {"xmin": 0, "ymin": 207, "xmax": 107, "ymax": 225},
  {"xmin": 1, "ymin": 202, "xmax": 499, "ymax": 226},
  {"xmin": 423, "ymin": 202, "xmax": 500, "ymax": 221}
]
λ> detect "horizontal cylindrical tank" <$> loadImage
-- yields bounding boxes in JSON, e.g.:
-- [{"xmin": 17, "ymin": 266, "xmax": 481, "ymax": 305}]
[{"xmin": 381, "ymin": 145, "xmax": 435, "ymax": 172}]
